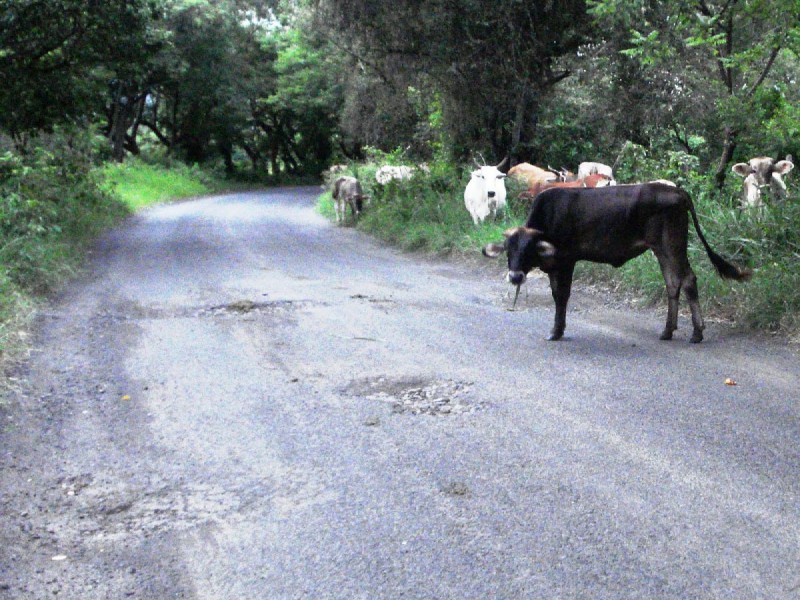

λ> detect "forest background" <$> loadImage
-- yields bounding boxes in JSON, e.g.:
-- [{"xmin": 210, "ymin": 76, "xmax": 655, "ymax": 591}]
[{"xmin": 2, "ymin": 0, "xmax": 799, "ymax": 356}]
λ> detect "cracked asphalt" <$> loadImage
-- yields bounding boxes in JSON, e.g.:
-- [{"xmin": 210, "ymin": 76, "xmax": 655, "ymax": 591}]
[{"xmin": 1, "ymin": 187, "xmax": 799, "ymax": 599}]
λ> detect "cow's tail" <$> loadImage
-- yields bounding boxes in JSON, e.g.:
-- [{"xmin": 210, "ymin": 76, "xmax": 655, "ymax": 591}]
[{"xmin": 686, "ymin": 192, "xmax": 752, "ymax": 281}]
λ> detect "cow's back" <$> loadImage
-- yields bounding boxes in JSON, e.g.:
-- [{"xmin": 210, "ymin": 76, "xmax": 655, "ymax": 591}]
[
  {"xmin": 335, "ymin": 176, "xmax": 362, "ymax": 199},
  {"xmin": 527, "ymin": 184, "xmax": 688, "ymax": 261}
]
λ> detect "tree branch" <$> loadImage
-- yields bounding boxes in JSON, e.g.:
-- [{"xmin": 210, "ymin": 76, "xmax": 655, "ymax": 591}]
[
  {"xmin": 139, "ymin": 119, "xmax": 173, "ymax": 148},
  {"xmin": 746, "ymin": 44, "xmax": 781, "ymax": 98}
]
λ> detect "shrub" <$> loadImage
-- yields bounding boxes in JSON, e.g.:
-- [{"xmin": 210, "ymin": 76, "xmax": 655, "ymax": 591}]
[{"xmin": 0, "ymin": 129, "xmax": 129, "ymax": 356}]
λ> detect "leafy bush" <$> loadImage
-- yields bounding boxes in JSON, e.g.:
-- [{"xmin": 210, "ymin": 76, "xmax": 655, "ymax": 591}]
[{"xmin": 0, "ymin": 130, "xmax": 129, "ymax": 355}]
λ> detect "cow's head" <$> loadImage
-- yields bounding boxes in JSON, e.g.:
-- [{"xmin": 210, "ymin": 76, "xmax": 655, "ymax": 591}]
[
  {"xmin": 470, "ymin": 163, "xmax": 508, "ymax": 202},
  {"xmin": 482, "ymin": 227, "xmax": 556, "ymax": 285},
  {"xmin": 732, "ymin": 156, "xmax": 793, "ymax": 207},
  {"xmin": 732, "ymin": 156, "xmax": 793, "ymax": 187},
  {"xmin": 351, "ymin": 194, "xmax": 366, "ymax": 215},
  {"xmin": 556, "ymin": 167, "xmax": 577, "ymax": 182}
]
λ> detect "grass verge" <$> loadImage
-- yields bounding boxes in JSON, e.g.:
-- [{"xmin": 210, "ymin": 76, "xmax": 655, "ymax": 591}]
[{"xmin": 99, "ymin": 159, "xmax": 214, "ymax": 211}]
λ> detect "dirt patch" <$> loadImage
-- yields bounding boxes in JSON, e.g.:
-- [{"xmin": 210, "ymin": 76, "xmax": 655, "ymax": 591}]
[{"xmin": 345, "ymin": 376, "xmax": 478, "ymax": 416}]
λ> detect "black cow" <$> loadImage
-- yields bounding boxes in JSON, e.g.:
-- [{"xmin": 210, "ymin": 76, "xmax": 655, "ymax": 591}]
[{"xmin": 482, "ymin": 183, "xmax": 751, "ymax": 343}]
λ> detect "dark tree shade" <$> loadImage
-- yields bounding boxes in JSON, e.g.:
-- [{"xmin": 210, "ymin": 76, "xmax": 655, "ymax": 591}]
[{"xmin": 312, "ymin": 0, "xmax": 594, "ymax": 162}]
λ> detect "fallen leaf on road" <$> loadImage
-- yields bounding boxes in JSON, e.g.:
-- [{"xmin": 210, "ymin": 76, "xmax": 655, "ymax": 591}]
[
  {"xmin": 121, "ymin": 395, "xmax": 131, "ymax": 401},
  {"xmin": 724, "ymin": 378, "xmax": 737, "ymax": 386}
]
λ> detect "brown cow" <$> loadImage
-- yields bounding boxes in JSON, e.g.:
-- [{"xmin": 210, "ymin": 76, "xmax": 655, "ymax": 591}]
[
  {"xmin": 508, "ymin": 162, "xmax": 557, "ymax": 188},
  {"xmin": 518, "ymin": 173, "xmax": 613, "ymax": 201}
]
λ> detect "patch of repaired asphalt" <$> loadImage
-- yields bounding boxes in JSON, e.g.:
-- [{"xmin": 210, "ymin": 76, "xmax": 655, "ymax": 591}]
[
  {"xmin": 42, "ymin": 298, "xmax": 323, "ymax": 323},
  {"xmin": 344, "ymin": 376, "xmax": 480, "ymax": 416}
]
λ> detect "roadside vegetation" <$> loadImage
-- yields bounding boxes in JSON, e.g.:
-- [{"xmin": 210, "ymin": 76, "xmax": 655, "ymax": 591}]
[
  {"xmin": 2, "ymin": 0, "xmax": 799, "ymax": 343},
  {"xmin": 0, "ymin": 131, "xmax": 217, "ymax": 363},
  {"xmin": 100, "ymin": 159, "xmax": 213, "ymax": 211}
]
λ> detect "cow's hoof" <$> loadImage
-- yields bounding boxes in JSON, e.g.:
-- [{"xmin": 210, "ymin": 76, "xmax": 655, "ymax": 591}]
[
  {"xmin": 659, "ymin": 330, "xmax": 673, "ymax": 341},
  {"xmin": 690, "ymin": 331, "xmax": 703, "ymax": 343},
  {"xmin": 547, "ymin": 332, "xmax": 564, "ymax": 341}
]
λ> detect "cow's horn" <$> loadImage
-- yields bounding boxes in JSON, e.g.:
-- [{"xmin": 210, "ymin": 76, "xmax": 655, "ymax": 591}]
[{"xmin": 496, "ymin": 156, "xmax": 509, "ymax": 172}]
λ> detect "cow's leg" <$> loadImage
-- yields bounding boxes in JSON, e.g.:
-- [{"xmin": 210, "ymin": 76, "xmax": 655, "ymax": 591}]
[
  {"xmin": 334, "ymin": 199, "xmax": 342, "ymax": 223},
  {"xmin": 655, "ymin": 254, "xmax": 682, "ymax": 341},
  {"xmin": 547, "ymin": 265, "xmax": 574, "ymax": 341},
  {"xmin": 682, "ymin": 269, "xmax": 704, "ymax": 343},
  {"xmin": 348, "ymin": 199, "xmax": 356, "ymax": 223}
]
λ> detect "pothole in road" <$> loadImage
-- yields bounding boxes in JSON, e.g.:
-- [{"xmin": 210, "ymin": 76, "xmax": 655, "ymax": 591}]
[
  {"xmin": 349, "ymin": 293, "xmax": 395, "ymax": 305},
  {"xmin": 346, "ymin": 376, "xmax": 478, "ymax": 416},
  {"xmin": 199, "ymin": 299, "xmax": 307, "ymax": 318}
]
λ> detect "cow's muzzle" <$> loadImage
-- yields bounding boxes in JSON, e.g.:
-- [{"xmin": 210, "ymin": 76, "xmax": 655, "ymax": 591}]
[
  {"xmin": 487, "ymin": 191, "xmax": 496, "ymax": 198},
  {"xmin": 507, "ymin": 271, "xmax": 526, "ymax": 286}
]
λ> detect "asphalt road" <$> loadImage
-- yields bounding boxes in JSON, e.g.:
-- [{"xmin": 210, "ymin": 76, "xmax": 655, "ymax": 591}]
[{"xmin": 1, "ymin": 187, "xmax": 799, "ymax": 599}]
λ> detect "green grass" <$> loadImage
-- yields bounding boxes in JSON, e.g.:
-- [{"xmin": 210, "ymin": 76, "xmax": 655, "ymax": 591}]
[{"xmin": 100, "ymin": 159, "xmax": 212, "ymax": 210}]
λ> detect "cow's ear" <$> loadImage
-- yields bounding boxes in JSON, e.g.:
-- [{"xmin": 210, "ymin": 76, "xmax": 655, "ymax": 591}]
[
  {"xmin": 482, "ymin": 243, "xmax": 506, "ymax": 258},
  {"xmin": 536, "ymin": 241, "xmax": 556, "ymax": 258},
  {"xmin": 774, "ymin": 160, "xmax": 794, "ymax": 176},
  {"xmin": 503, "ymin": 227, "xmax": 524, "ymax": 238},
  {"xmin": 732, "ymin": 163, "xmax": 752, "ymax": 177}
]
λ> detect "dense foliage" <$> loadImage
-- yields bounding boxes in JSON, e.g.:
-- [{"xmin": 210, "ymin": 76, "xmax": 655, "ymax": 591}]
[
  {"xmin": 0, "ymin": 130, "xmax": 128, "ymax": 354},
  {"xmin": 3, "ymin": 0, "xmax": 798, "ymax": 179}
]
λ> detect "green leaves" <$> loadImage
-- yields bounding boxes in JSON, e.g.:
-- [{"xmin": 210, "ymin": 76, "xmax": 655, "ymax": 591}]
[{"xmin": 620, "ymin": 29, "xmax": 675, "ymax": 65}]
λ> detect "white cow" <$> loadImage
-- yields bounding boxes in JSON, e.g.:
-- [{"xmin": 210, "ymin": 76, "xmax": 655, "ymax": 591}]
[
  {"xmin": 731, "ymin": 155, "xmax": 794, "ymax": 209},
  {"xmin": 577, "ymin": 161, "xmax": 616, "ymax": 185},
  {"xmin": 464, "ymin": 162, "xmax": 508, "ymax": 225},
  {"xmin": 375, "ymin": 165, "xmax": 415, "ymax": 185}
]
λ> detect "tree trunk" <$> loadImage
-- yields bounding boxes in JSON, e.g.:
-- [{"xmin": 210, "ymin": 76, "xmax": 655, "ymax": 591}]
[
  {"xmin": 714, "ymin": 126, "xmax": 737, "ymax": 190},
  {"xmin": 509, "ymin": 84, "xmax": 539, "ymax": 165},
  {"xmin": 219, "ymin": 142, "xmax": 235, "ymax": 175},
  {"xmin": 125, "ymin": 95, "xmax": 147, "ymax": 157},
  {"xmin": 109, "ymin": 99, "xmax": 133, "ymax": 162}
]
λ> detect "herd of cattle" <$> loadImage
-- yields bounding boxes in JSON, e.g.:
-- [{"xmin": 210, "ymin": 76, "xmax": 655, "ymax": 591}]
[
  {"xmin": 325, "ymin": 155, "xmax": 794, "ymax": 342},
  {"xmin": 329, "ymin": 154, "xmax": 794, "ymax": 226}
]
